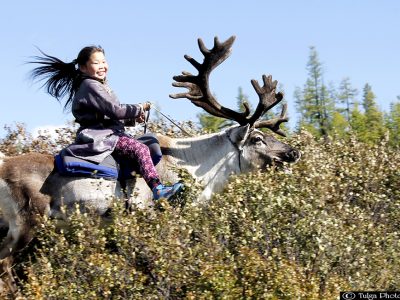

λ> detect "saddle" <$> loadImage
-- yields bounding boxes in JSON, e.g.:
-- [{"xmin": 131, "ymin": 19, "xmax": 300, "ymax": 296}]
[
  {"xmin": 54, "ymin": 133, "xmax": 162, "ymax": 181},
  {"xmin": 55, "ymin": 149, "xmax": 137, "ymax": 181}
]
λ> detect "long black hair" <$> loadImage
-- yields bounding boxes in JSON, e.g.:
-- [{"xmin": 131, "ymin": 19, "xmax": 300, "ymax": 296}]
[{"xmin": 29, "ymin": 45, "xmax": 104, "ymax": 110}]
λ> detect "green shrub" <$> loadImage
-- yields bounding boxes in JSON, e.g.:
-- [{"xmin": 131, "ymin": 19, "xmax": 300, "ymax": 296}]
[{"xmin": 1, "ymin": 126, "xmax": 399, "ymax": 299}]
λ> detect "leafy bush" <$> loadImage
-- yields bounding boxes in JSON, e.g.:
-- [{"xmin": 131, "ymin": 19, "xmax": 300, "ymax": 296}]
[
  {"xmin": 1, "ymin": 125, "xmax": 399, "ymax": 299},
  {"xmin": 0, "ymin": 122, "xmax": 77, "ymax": 156},
  {"xmin": 0, "ymin": 120, "xmax": 200, "ymax": 156}
]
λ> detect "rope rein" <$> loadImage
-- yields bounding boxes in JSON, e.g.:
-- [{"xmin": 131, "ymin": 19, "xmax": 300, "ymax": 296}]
[
  {"xmin": 144, "ymin": 104, "xmax": 243, "ymax": 173},
  {"xmin": 144, "ymin": 103, "xmax": 193, "ymax": 137}
]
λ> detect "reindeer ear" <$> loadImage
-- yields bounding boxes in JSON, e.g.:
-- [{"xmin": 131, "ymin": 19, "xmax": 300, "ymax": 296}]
[{"xmin": 229, "ymin": 124, "xmax": 251, "ymax": 149}]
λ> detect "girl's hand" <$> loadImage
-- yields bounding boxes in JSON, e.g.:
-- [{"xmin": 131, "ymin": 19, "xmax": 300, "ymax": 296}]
[
  {"xmin": 136, "ymin": 112, "xmax": 145, "ymax": 123},
  {"xmin": 142, "ymin": 102, "xmax": 151, "ymax": 111},
  {"xmin": 136, "ymin": 102, "xmax": 150, "ymax": 123}
]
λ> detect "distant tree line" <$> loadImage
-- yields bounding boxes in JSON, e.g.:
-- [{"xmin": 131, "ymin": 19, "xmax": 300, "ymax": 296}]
[{"xmin": 199, "ymin": 47, "xmax": 400, "ymax": 147}]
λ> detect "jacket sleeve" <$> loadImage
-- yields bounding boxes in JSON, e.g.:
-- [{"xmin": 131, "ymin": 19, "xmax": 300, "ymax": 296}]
[{"xmin": 84, "ymin": 80, "xmax": 142, "ymax": 120}]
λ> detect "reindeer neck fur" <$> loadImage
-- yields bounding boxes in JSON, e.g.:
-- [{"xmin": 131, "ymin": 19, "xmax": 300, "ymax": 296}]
[{"xmin": 158, "ymin": 130, "xmax": 241, "ymax": 200}]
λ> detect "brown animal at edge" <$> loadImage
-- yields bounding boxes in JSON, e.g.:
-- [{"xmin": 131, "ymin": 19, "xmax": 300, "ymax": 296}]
[{"xmin": 0, "ymin": 153, "xmax": 53, "ymax": 293}]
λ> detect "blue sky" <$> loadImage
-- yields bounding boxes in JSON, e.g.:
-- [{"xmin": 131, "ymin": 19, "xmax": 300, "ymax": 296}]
[{"xmin": 1, "ymin": 1, "xmax": 399, "ymax": 138}]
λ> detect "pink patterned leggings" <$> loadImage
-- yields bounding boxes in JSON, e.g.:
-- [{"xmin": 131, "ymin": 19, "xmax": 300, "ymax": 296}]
[{"xmin": 113, "ymin": 135, "xmax": 159, "ymax": 186}]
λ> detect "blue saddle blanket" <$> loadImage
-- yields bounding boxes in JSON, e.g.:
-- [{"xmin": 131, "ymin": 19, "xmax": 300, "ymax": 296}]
[{"xmin": 55, "ymin": 149, "xmax": 131, "ymax": 180}]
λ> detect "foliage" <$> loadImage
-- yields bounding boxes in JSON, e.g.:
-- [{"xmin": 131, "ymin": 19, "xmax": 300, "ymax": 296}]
[
  {"xmin": 197, "ymin": 113, "xmax": 227, "ymax": 133},
  {"xmin": 1, "ymin": 129, "xmax": 398, "ymax": 299},
  {"xmin": 295, "ymin": 46, "xmax": 336, "ymax": 137},
  {"xmin": 337, "ymin": 77, "xmax": 358, "ymax": 123},
  {"xmin": 0, "ymin": 120, "xmax": 202, "ymax": 157},
  {"xmin": 294, "ymin": 47, "xmax": 397, "ymax": 145},
  {"xmin": 0, "ymin": 122, "xmax": 78, "ymax": 156},
  {"xmin": 357, "ymin": 84, "xmax": 386, "ymax": 144},
  {"xmin": 330, "ymin": 111, "xmax": 349, "ymax": 139},
  {"xmin": 385, "ymin": 99, "xmax": 400, "ymax": 147}
]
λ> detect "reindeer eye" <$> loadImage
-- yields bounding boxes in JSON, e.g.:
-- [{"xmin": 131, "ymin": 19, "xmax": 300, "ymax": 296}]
[{"xmin": 252, "ymin": 136, "xmax": 263, "ymax": 144}]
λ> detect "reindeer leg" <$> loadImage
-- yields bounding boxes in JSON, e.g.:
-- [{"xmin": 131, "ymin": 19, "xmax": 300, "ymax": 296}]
[
  {"xmin": 0, "ymin": 256, "xmax": 17, "ymax": 295},
  {"xmin": 0, "ymin": 216, "xmax": 32, "ymax": 260}
]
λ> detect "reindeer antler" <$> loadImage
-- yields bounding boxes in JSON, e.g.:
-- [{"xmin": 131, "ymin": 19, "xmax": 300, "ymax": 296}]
[
  {"xmin": 254, "ymin": 103, "xmax": 289, "ymax": 137},
  {"xmin": 170, "ymin": 36, "xmax": 250, "ymax": 122},
  {"xmin": 249, "ymin": 75, "xmax": 288, "ymax": 136},
  {"xmin": 170, "ymin": 36, "xmax": 288, "ymax": 136}
]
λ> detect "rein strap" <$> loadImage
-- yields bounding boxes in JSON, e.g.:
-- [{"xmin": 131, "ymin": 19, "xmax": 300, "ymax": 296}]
[{"xmin": 149, "ymin": 105, "xmax": 193, "ymax": 137}]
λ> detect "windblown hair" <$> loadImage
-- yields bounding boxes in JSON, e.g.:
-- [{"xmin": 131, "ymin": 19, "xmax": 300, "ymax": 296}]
[{"xmin": 29, "ymin": 46, "xmax": 104, "ymax": 110}]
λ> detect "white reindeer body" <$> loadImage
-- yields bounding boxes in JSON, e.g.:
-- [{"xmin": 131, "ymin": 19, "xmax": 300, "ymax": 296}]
[
  {"xmin": 159, "ymin": 127, "xmax": 246, "ymax": 201},
  {"xmin": 44, "ymin": 125, "xmax": 248, "ymax": 215}
]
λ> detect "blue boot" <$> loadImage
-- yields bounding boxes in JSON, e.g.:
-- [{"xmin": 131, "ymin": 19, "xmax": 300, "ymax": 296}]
[{"xmin": 152, "ymin": 182, "xmax": 183, "ymax": 201}]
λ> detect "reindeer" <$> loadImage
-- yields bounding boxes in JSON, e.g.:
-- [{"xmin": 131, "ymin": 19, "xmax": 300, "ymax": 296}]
[{"xmin": 0, "ymin": 36, "xmax": 300, "ymax": 262}]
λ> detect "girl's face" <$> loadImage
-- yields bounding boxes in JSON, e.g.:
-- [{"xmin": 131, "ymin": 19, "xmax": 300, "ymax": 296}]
[{"xmin": 80, "ymin": 51, "xmax": 108, "ymax": 81}]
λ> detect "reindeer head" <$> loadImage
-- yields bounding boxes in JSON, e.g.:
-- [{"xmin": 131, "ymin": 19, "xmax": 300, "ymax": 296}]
[{"xmin": 170, "ymin": 36, "xmax": 300, "ymax": 171}]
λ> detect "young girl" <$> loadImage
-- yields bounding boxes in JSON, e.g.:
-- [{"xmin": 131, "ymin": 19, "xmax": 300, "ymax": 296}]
[{"xmin": 30, "ymin": 45, "xmax": 183, "ymax": 201}]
